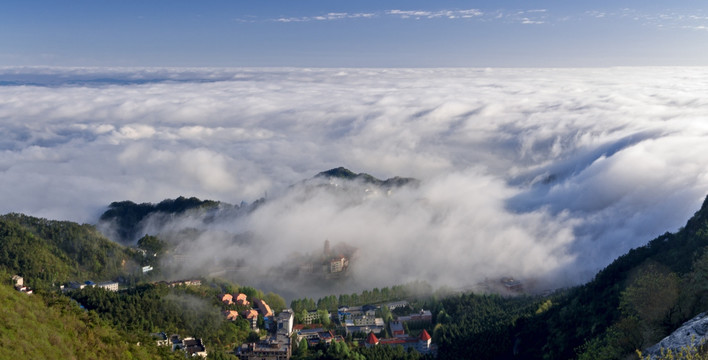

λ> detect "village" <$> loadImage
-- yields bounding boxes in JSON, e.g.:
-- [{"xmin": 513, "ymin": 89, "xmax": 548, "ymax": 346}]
[
  {"xmin": 6, "ymin": 238, "xmax": 526, "ymax": 359},
  {"xmin": 217, "ymin": 290, "xmax": 437, "ymax": 360}
]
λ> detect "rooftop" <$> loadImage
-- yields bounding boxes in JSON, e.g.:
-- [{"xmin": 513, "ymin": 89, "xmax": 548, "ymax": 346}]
[{"xmin": 366, "ymin": 332, "xmax": 379, "ymax": 345}]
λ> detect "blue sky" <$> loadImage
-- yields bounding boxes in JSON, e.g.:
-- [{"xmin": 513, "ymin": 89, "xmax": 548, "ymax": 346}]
[{"xmin": 1, "ymin": 1, "xmax": 707, "ymax": 67}]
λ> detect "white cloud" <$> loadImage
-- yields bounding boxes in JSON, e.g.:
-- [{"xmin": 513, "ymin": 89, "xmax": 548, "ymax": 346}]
[
  {"xmin": 1, "ymin": 67, "xmax": 708, "ymax": 296},
  {"xmin": 275, "ymin": 11, "xmax": 377, "ymax": 23},
  {"xmin": 273, "ymin": 9, "xmax": 482, "ymax": 23},
  {"xmin": 521, "ymin": 18, "xmax": 545, "ymax": 25}
]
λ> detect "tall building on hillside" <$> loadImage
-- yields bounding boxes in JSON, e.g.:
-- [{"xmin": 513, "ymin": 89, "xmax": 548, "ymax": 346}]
[
  {"xmin": 324, "ymin": 239, "xmax": 331, "ymax": 257},
  {"xmin": 329, "ymin": 256, "xmax": 349, "ymax": 273},
  {"xmin": 277, "ymin": 309, "xmax": 294, "ymax": 336}
]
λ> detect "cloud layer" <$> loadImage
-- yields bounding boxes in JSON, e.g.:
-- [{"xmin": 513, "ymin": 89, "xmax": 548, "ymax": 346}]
[{"xmin": 2, "ymin": 67, "xmax": 708, "ymax": 296}]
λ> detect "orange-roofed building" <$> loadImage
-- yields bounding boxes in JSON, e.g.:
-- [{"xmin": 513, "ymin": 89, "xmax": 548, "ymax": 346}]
[
  {"xmin": 219, "ymin": 293, "xmax": 233, "ymax": 305},
  {"xmin": 242, "ymin": 309, "xmax": 259, "ymax": 320},
  {"xmin": 254, "ymin": 298, "xmax": 273, "ymax": 317},
  {"xmin": 235, "ymin": 293, "xmax": 249, "ymax": 306},
  {"xmin": 224, "ymin": 310, "xmax": 239, "ymax": 321},
  {"xmin": 365, "ymin": 332, "xmax": 379, "ymax": 348}
]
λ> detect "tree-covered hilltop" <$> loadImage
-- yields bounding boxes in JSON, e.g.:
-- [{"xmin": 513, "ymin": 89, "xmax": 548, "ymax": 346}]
[
  {"xmin": 99, "ymin": 196, "xmax": 223, "ymax": 243},
  {"xmin": 315, "ymin": 167, "xmax": 419, "ymax": 188},
  {"xmin": 98, "ymin": 168, "xmax": 416, "ymax": 244},
  {"xmin": 0, "ymin": 213, "xmax": 141, "ymax": 290}
]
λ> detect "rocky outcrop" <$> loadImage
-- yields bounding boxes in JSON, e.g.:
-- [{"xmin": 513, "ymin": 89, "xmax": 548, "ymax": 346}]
[{"xmin": 645, "ymin": 313, "xmax": 708, "ymax": 357}]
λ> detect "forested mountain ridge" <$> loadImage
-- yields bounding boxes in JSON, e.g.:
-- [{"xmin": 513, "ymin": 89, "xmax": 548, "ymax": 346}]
[
  {"xmin": 511, "ymin": 195, "xmax": 708, "ymax": 359},
  {"xmin": 315, "ymin": 167, "xmax": 420, "ymax": 188},
  {"xmin": 99, "ymin": 196, "xmax": 223, "ymax": 243},
  {"xmin": 98, "ymin": 167, "xmax": 417, "ymax": 245}
]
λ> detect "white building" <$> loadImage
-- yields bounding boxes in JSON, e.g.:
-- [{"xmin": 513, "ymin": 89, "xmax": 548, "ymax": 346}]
[
  {"xmin": 277, "ymin": 309, "xmax": 294, "ymax": 336},
  {"xmin": 97, "ymin": 281, "xmax": 119, "ymax": 292},
  {"xmin": 329, "ymin": 256, "xmax": 349, "ymax": 273},
  {"xmin": 303, "ymin": 310, "xmax": 320, "ymax": 324}
]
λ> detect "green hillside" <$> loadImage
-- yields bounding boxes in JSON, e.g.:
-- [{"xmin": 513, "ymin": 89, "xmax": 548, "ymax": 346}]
[
  {"xmin": 0, "ymin": 273, "xmax": 175, "ymax": 360},
  {"xmin": 511, "ymin": 195, "xmax": 708, "ymax": 359}
]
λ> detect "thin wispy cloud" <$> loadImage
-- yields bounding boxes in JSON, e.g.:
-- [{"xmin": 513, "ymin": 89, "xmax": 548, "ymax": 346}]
[
  {"xmin": 268, "ymin": 7, "xmax": 549, "ymax": 26},
  {"xmin": 589, "ymin": 8, "xmax": 708, "ymax": 30},
  {"xmin": 268, "ymin": 9, "xmax": 485, "ymax": 23},
  {"xmin": 261, "ymin": 7, "xmax": 708, "ymax": 29},
  {"xmin": 386, "ymin": 9, "xmax": 483, "ymax": 20},
  {"xmin": 275, "ymin": 12, "xmax": 376, "ymax": 23}
]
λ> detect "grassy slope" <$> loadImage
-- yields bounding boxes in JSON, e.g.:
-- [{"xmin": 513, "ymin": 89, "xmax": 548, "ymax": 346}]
[{"xmin": 0, "ymin": 277, "xmax": 169, "ymax": 360}]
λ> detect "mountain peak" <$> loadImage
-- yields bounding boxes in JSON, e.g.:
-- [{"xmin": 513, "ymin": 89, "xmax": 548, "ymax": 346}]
[
  {"xmin": 314, "ymin": 167, "xmax": 419, "ymax": 188},
  {"xmin": 316, "ymin": 167, "xmax": 359, "ymax": 180}
]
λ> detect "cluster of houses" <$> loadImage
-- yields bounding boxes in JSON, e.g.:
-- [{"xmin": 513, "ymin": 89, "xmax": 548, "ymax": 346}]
[
  {"xmin": 152, "ymin": 332, "xmax": 207, "ymax": 358},
  {"xmin": 219, "ymin": 292, "xmax": 274, "ymax": 330},
  {"xmin": 294, "ymin": 325, "xmax": 344, "ymax": 347},
  {"xmin": 338, "ymin": 305, "xmax": 386, "ymax": 334},
  {"xmin": 11, "ymin": 275, "xmax": 32, "ymax": 294},
  {"xmin": 220, "ymin": 293, "xmax": 250, "ymax": 307},
  {"xmin": 233, "ymin": 297, "xmax": 437, "ymax": 359},
  {"xmin": 362, "ymin": 304, "xmax": 436, "ymax": 355},
  {"xmin": 57, "ymin": 277, "xmax": 204, "ymax": 293},
  {"xmin": 237, "ymin": 309, "xmax": 294, "ymax": 360}
]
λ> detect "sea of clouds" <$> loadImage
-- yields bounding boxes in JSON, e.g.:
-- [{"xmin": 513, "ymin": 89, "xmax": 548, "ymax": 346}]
[{"xmin": 1, "ymin": 66, "xmax": 708, "ymax": 296}]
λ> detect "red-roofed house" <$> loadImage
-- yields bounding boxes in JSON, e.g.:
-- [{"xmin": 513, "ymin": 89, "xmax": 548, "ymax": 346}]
[
  {"xmin": 419, "ymin": 329, "xmax": 432, "ymax": 342},
  {"xmin": 365, "ymin": 332, "xmax": 379, "ymax": 348},
  {"xmin": 219, "ymin": 293, "xmax": 233, "ymax": 305},
  {"xmin": 418, "ymin": 329, "xmax": 432, "ymax": 353}
]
